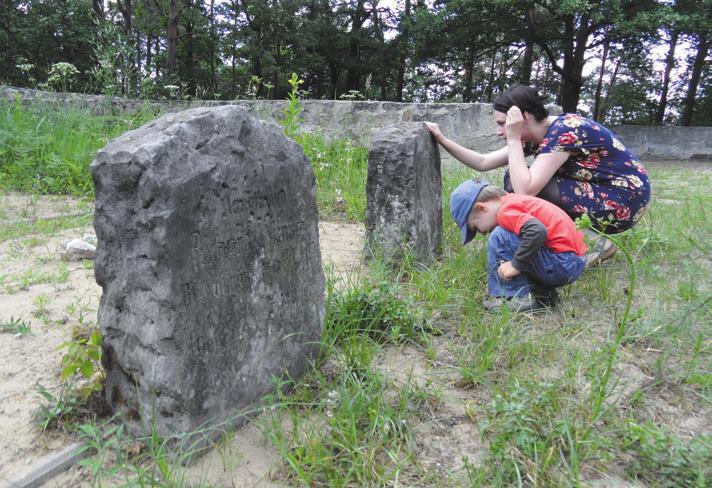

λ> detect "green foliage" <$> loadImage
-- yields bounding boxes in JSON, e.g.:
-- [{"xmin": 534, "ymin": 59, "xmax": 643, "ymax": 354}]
[
  {"xmin": 325, "ymin": 280, "xmax": 425, "ymax": 347},
  {"xmin": 45, "ymin": 62, "xmax": 81, "ymax": 93},
  {"xmin": 60, "ymin": 328, "xmax": 102, "ymax": 380},
  {"xmin": 90, "ymin": 20, "xmax": 134, "ymax": 98},
  {"xmin": 1, "ymin": 0, "xmax": 709, "ymax": 124},
  {"xmin": 35, "ymin": 320, "xmax": 105, "ymax": 432},
  {"xmin": 622, "ymin": 422, "xmax": 711, "ymax": 487},
  {"xmin": 75, "ymin": 422, "xmax": 126, "ymax": 482},
  {"xmin": 457, "ymin": 314, "xmax": 510, "ymax": 387},
  {"xmin": 0, "ymin": 100, "xmax": 154, "ymax": 196},
  {"xmin": 265, "ymin": 367, "xmax": 417, "ymax": 486},
  {"xmin": 280, "ymin": 72, "xmax": 304, "ymax": 138},
  {"xmin": 0, "ymin": 316, "xmax": 31, "ymax": 334},
  {"xmin": 477, "ymin": 379, "xmax": 589, "ymax": 486},
  {"xmin": 16, "ymin": 63, "xmax": 37, "ymax": 87},
  {"xmin": 70, "ymin": 417, "xmax": 205, "ymax": 486},
  {"xmin": 0, "ymin": 212, "xmax": 93, "ymax": 243},
  {"xmin": 35, "ymin": 383, "xmax": 86, "ymax": 431},
  {"xmin": 300, "ymin": 135, "xmax": 368, "ymax": 222},
  {"xmin": 1, "ymin": 0, "xmax": 96, "ymax": 89}
]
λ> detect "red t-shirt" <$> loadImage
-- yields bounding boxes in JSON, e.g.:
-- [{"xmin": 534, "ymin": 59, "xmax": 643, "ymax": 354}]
[{"xmin": 496, "ymin": 194, "xmax": 588, "ymax": 256}]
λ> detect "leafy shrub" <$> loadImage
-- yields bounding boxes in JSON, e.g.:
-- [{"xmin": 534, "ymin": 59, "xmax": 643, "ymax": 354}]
[
  {"xmin": 623, "ymin": 422, "xmax": 711, "ymax": 487},
  {"xmin": 35, "ymin": 326, "xmax": 105, "ymax": 431},
  {"xmin": 478, "ymin": 379, "xmax": 588, "ymax": 486},
  {"xmin": 59, "ymin": 327, "xmax": 103, "ymax": 394},
  {"xmin": 325, "ymin": 281, "xmax": 425, "ymax": 346}
]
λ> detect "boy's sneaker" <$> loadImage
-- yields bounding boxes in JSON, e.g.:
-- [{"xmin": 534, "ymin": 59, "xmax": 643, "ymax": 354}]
[
  {"xmin": 532, "ymin": 287, "xmax": 561, "ymax": 307},
  {"xmin": 483, "ymin": 294, "xmax": 544, "ymax": 313},
  {"xmin": 583, "ymin": 229, "xmax": 617, "ymax": 269}
]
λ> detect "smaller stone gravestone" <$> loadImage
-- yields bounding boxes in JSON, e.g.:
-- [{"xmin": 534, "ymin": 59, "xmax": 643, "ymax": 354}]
[
  {"xmin": 365, "ymin": 122, "xmax": 442, "ymax": 263},
  {"xmin": 91, "ymin": 105, "xmax": 324, "ymax": 445}
]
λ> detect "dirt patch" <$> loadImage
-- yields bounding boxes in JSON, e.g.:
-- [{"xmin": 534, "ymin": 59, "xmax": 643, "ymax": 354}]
[
  {"xmin": 0, "ymin": 197, "xmax": 366, "ymax": 485},
  {"xmin": 2, "ymin": 160, "xmax": 710, "ymax": 486},
  {"xmin": 0, "ymin": 227, "xmax": 99, "ymax": 483},
  {"xmin": 0, "ymin": 192, "xmax": 90, "ymax": 224}
]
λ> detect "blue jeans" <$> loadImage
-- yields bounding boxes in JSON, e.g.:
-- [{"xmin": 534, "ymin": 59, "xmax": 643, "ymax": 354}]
[{"xmin": 487, "ymin": 226, "xmax": 586, "ymax": 297}]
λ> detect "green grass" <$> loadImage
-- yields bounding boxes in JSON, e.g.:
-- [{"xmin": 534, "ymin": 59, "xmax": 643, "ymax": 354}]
[
  {"xmin": 0, "ymin": 316, "xmax": 32, "ymax": 334},
  {"xmin": 0, "ymin": 99, "xmax": 156, "ymax": 196},
  {"xmin": 1, "ymin": 101, "xmax": 710, "ymax": 486},
  {"xmin": 0, "ymin": 211, "xmax": 93, "ymax": 243},
  {"xmin": 298, "ymin": 133, "xmax": 368, "ymax": 221}
]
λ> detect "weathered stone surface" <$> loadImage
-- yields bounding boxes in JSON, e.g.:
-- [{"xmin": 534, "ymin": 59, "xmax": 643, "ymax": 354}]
[
  {"xmin": 91, "ymin": 105, "xmax": 324, "ymax": 439},
  {"xmin": 365, "ymin": 122, "xmax": 442, "ymax": 262},
  {"xmin": 614, "ymin": 125, "xmax": 712, "ymax": 160}
]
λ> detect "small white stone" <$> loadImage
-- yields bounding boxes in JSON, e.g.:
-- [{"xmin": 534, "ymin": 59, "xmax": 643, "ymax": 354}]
[{"xmin": 62, "ymin": 238, "xmax": 96, "ymax": 261}]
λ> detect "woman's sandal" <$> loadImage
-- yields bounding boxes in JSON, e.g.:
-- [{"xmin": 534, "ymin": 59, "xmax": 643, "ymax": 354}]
[{"xmin": 585, "ymin": 235, "xmax": 617, "ymax": 269}]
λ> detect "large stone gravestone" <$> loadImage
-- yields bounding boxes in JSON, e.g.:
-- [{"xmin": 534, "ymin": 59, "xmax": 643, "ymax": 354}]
[
  {"xmin": 91, "ymin": 106, "xmax": 324, "ymax": 440},
  {"xmin": 366, "ymin": 122, "xmax": 442, "ymax": 262}
]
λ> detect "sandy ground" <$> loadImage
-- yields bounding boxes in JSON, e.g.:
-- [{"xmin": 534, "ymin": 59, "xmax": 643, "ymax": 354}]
[
  {"xmin": 0, "ymin": 202, "xmax": 485, "ymax": 487},
  {"xmin": 1, "ymin": 159, "xmax": 710, "ymax": 487},
  {"xmin": 0, "ymin": 196, "xmax": 366, "ymax": 487}
]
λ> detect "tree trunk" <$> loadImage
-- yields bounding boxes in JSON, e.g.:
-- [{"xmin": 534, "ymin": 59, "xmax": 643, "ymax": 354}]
[
  {"xmin": 395, "ymin": 0, "xmax": 411, "ymax": 101},
  {"xmin": 155, "ymin": 36, "xmax": 161, "ymax": 78},
  {"xmin": 167, "ymin": 0, "xmax": 179, "ymax": 79},
  {"xmin": 498, "ymin": 46, "xmax": 508, "ymax": 94},
  {"xmin": 531, "ymin": 11, "xmax": 590, "ymax": 112},
  {"xmin": 92, "ymin": 0, "xmax": 104, "ymax": 20},
  {"xmin": 346, "ymin": 37, "xmax": 360, "ymax": 92},
  {"xmin": 272, "ymin": 39, "xmax": 280, "ymax": 99},
  {"xmin": 117, "ymin": 0, "xmax": 136, "ymax": 94},
  {"xmin": 329, "ymin": 63, "xmax": 339, "ymax": 100},
  {"xmin": 680, "ymin": 36, "xmax": 709, "ymax": 126},
  {"xmin": 463, "ymin": 49, "xmax": 474, "ymax": 102},
  {"xmin": 209, "ymin": 0, "xmax": 216, "ymax": 95},
  {"xmin": 558, "ymin": 15, "xmax": 587, "ymax": 113},
  {"xmin": 520, "ymin": 39, "xmax": 533, "ymax": 85},
  {"xmin": 373, "ymin": 6, "xmax": 386, "ymax": 99},
  {"xmin": 485, "ymin": 48, "xmax": 497, "ymax": 102},
  {"xmin": 520, "ymin": 6, "xmax": 535, "ymax": 85},
  {"xmin": 146, "ymin": 33, "xmax": 152, "ymax": 78},
  {"xmin": 593, "ymin": 36, "xmax": 610, "ymax": 121},
  {"xmin": 599, "ymin": 57, "xmax": 621, "ymax": 120},
  {"xmin": 185, "ymin": 0, "xmax": 195, "ymax": 96},
  {"xmin": 655, "ymin": 30, "xmax": 678, "ymax": 125},
  {"xmin": 135, "ymin": 27, "xmax": 142, "ymax": 86},
  {"xmin": 345, "ymin": 2, "xmax": 368, "ymax": 93},
  {"xmin": 231, "ymin": 3, "xmax": 238, "ymax": 99}
]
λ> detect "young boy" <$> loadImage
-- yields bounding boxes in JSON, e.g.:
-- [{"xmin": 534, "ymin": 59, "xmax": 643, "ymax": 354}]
[{"xmin": 451, "ymin": 179, "xmax": 587, "ymax": 312}]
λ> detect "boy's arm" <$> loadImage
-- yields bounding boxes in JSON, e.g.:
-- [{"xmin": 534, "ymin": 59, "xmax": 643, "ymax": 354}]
[{"xmin": 510, "ymin": 217, "xmax": 547, "ymax": 271}]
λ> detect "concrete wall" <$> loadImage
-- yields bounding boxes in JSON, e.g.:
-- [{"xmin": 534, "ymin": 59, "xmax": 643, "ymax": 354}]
[
  {"xmin": 3, "ymin": 86, "xmax": 710, "ymax": 160},
  {"xmin": 0, "ymin": 86, "xmax": 504, "ymax": 155},
  {"xmin": 613, "ymin": 125, "xmax": 712, "ymax": 160}
]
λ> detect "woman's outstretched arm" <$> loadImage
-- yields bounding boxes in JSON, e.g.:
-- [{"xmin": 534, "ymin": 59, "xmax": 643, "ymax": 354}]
[{"xmin": 425, "ymin": 122, "xmax": 509, "ymax": 172}]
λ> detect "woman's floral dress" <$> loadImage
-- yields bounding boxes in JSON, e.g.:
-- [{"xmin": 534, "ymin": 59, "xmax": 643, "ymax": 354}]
[{"xmin": 527, "ymin": 113, "xmax": 651, "ymax": 234}]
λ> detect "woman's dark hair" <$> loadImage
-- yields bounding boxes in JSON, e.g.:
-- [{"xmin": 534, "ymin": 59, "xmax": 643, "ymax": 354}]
[{"xmin": 493, "ymin": 85, "xmax": 549, "ymax": 122}]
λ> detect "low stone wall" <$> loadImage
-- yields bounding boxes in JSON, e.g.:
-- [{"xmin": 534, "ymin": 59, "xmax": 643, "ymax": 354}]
[
  {"xmin": 613, "ymin": 125, "xmax": 712, "ymax": 161},
  {"xmin": 3, "ymin": 86, "xmax": 710, "ymax": 160},
  {"xmin": 0, "ymin": 86, "xmax": 503, "ymax": 155}
]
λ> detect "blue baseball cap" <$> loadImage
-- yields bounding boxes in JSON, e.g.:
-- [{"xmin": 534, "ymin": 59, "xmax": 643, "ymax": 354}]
[{"xmin": 450, "ymin": 179, "xmax": 490, "ymax": 245}]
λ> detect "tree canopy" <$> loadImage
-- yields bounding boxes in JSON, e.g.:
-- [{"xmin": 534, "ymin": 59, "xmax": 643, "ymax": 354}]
[{"xmin": 1, "ymin": 0, "xmax": 710, "ymax": 125}]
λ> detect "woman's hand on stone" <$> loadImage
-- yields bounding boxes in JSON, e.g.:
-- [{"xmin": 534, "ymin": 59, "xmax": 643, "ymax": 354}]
[
  {"xmin": 505, "ymin": 106, "xmax": 524, "ymax": 141},
  {"xmin": 425, "ymin": 122, "xmax": 444, "ymax": 143}
]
